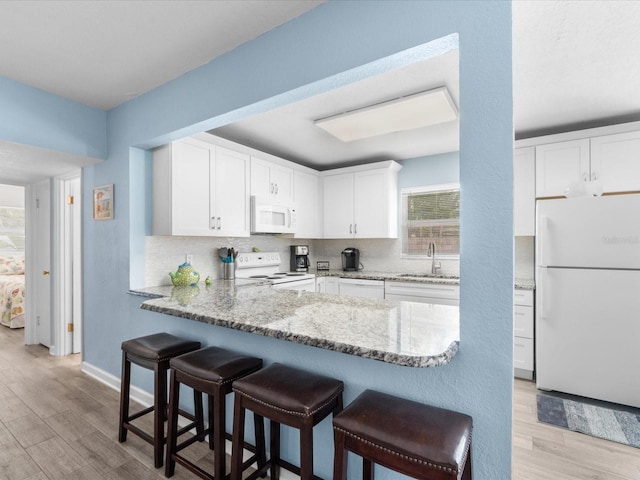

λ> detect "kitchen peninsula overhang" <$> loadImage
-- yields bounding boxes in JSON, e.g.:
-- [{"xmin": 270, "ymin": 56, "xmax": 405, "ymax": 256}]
[{"xmin": 133, "ymin": 280, "xmax": 459, "ymax": 368}]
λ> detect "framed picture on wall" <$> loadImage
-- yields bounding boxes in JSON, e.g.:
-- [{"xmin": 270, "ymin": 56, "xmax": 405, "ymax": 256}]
[{"xmin": 93, "ymin": 184, "xmax": 114, "ymax": 220}]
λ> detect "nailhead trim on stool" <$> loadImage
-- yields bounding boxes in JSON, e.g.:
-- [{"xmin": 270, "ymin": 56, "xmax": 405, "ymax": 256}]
[
  {"xmin": 230, "ymin": 363, "xmax": 344, "ymax": 480},
  {"xmin": 118, "ymin": 332, "xmax": 201, "ymax": 469},
  {"xmin": 165, "ymin": 346, "xmax": 264, "ymax": 480},
  {"xmin": 332, "ymin": 390, "xmax": 473, "ymax": 480}
]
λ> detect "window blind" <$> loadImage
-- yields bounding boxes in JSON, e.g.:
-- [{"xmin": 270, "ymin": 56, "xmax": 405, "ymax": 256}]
[{"xmin": 402, "ymin": 185, "xmax": 460, "ymax": 256}]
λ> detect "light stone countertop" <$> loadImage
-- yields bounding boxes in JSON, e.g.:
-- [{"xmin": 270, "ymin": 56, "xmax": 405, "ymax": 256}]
[
  {"xmin": 314, "ymin": 269, "xmax": 460, "ymax": 285},
  {"xmin": 132, "ymin": 280, "xmax": 459, "ymax": 368},
  {"xmin": 514, "ymin": 278, "xmax": 535, "ymax": 290}
]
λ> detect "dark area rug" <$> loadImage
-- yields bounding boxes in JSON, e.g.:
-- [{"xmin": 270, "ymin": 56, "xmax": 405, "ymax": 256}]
[{"xmin": 537, "ymin": 391, "xmax": 640, "ymax": 448}]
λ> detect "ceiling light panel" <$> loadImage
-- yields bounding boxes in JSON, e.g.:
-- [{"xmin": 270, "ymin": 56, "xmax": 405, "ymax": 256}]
[{"xmin": 314, "ymin": 87, "xmax": 458, "ymax": 142}]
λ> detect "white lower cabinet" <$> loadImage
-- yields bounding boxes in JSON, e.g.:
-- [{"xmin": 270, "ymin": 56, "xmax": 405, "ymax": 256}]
[
  {"xmin": 513, "ymin": 289, "xmax": 534, "ymax": 379},
  {"xmin": 338, "ymin": 278, "xmax": 384, "ymax": 299},
  {"xmin": 384, "ymin": 281, "xmax": 460, "ymax": 306}
]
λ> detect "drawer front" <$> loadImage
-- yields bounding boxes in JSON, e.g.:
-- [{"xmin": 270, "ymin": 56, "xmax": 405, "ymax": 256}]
[
  {"xmin": 513, "ymin": 305, "xmax": 534, "ymax": 338},
  {"xmin": 513, "ymin": 337, "xmax": 534, "ymax": 371},
  {"xmin": 514, "ymin": 289, "xmax": 533, "ymax": 306}
]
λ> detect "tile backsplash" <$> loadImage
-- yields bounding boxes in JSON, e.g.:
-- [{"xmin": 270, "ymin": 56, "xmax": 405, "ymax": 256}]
[
  {"xmin": 145, "ymin": 235, "xmax": 459, "ymax": 286},
  {"xmin": 145, "ymin": 235, "xmax": 534, "ymax": 287}
]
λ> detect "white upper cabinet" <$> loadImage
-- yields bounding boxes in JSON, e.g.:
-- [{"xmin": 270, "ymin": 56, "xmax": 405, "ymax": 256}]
[
  {"xmin": 513, "ymin": 147, "xmax": 535, "ymax": 236},
  {"xmin": 323, "ymin": 172, "xmax": 355, "ymax": 238},
  {"xmin": 590, "ymin": 130, "xmax": 640, "ymax": 194},
  {"xmin": 152, "ymin": 137, "xmax": 250, "ymax": 237},
  {"xmin": 293, "ymin": 169, "xmax": 322, "ymax": 238},
  {"xmin": 250, "ymin": 156, "xmax": 294, "ymax": 203},
  {"xmin": 535, "ymin": 129, "xmax": 640, "ymax": 199},
  {"xmin": 535, "ymin": 139, "xmax": 590, "ymax": 198},
  {"xmin": 212, "ymin": 147, "xmax": 251, "ymax": 236},
  {"xmin": 322, "ymin": 161, "xmax": 401, "ymax": 239}
]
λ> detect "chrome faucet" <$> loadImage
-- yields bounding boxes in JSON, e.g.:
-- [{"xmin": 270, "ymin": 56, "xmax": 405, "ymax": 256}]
[{"xmin": 427, "ymin": 242, "xmax": 441, "ymax": 275}]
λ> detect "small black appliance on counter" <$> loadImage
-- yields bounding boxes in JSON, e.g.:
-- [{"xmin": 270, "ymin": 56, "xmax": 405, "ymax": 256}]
[
  {"xmin": 290, "ymin": 245, "xmax": 311, "ymax": 272},
  {"xmin": 341, "ymin": 247, "xmax": 360, "ymax": 271}
]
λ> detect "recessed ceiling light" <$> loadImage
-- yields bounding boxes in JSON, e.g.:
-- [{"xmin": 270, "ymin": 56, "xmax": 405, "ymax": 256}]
[{"xmin": 314, "ymin": 87, "xmax": 458, "ymax": 142}]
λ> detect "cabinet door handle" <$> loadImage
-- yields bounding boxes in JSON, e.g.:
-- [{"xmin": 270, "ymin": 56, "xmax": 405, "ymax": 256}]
[
  {"xmin": 211, "ymin": 217, "xmax": 215, "ymax": 230},
  {"xmin": 583, "ymin": 172, "xmax": 589, "ymax": 182},
  {"xmin": 591, "ymin": 171, "xmax": 598, "ymax": 181},
  {"xmin": 354, "ymin": 223, "xmax": 357, "ymax": 235},
  {"xmin": 217, "ymin": 217, "xmax": 221, "ymax": 230},
  {"xmin": 349, "ymin": 224, "xmax": 352, "ymax": 234},
  {"xmin": 270, "ymin": 183, "xmax": 274, "ymax": 194},
  {"xmin": 275, "ymin": 183, "xmax": 278, "ymax": 194}
]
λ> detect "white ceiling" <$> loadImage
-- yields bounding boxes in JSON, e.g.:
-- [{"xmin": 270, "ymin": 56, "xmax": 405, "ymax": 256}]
[{"xmin": 1, "ymin": 1, "xmax": 639, "ymax": 180}]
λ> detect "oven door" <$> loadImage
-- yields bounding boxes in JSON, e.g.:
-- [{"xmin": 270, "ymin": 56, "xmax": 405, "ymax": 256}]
[
  {"xmin": 251, "ymin": 196, "xmax": 297, "ymax": 234},
  {"xmin": 272, "ymin": 278, "xmax": 316, "ymax": 292}
]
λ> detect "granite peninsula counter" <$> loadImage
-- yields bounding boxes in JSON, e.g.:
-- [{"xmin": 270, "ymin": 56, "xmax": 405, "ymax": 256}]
[{"xmin": 132, "ymin": 280, "xmax": 459, "ymax": 368}]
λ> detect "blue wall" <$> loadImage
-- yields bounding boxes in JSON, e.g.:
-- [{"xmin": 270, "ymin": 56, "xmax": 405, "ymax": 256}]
[
  {"xmin": 399, "ymin": 151, "xmax": 459, "ymax": 189},
  {"xmin": 2, "ymin": 2, "xmax": 513, "ymax": 478},
  {"xmin": 0, "ymin": 76, "xmax": 106, "ymax": 158}
]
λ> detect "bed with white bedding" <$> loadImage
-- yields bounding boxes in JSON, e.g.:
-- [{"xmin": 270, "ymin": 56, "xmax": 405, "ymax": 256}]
[{"xmin": 0, "ymin": 256, "xmax": 25, "ymax": 328}]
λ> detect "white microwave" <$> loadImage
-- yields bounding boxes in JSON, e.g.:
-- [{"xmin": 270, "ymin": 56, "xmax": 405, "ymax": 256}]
[{"xmin": 250, "ymin": 196, "xmax": 297, "ymax": 234}]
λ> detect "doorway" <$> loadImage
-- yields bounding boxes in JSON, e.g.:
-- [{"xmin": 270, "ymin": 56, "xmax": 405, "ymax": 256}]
[{"xmin": 25, "ymin": 172, "xmax": 82, "ymax": 355}]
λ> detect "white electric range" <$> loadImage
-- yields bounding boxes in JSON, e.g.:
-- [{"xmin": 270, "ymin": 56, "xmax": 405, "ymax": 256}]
[{"xmin": 235, "ymin": 252, "xmax": 316, "ymax": 292}]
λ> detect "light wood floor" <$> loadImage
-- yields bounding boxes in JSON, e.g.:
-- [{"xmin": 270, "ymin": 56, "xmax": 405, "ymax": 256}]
[
  {"xmin": 0, "ymin": 325, "xmax": 638, "ymax": 479},
  {"xmin": 513, "ymin": 378, "xmax": 640, "ymax": 479}
]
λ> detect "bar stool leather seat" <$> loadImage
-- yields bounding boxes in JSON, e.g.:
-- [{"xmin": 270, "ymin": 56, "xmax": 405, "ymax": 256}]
[
  {"xmin": 119, "ymin": 332, "xmax": 201, "ymax": 468},
  {"xmin": 165, "ymin": 346, "xmax": 264, "ymax": 479},
  {"xmin": 231, "ymin": 363, "xmax": 344, "ymax": 480},
  {"xmin": 333, "ymin": 389, "xmax": 473, "ymax": 480}
]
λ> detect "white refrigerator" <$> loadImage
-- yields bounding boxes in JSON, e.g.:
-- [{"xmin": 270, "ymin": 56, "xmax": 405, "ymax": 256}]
[{"xmin": 536, "ymin": 194, "xmax": 640, "ymax": 408}]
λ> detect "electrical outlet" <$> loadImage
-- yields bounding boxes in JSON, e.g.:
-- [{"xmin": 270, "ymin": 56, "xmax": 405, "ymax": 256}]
[{"xmin": 186, "ymin": 254, "xmax": 193, "ymax": 264}]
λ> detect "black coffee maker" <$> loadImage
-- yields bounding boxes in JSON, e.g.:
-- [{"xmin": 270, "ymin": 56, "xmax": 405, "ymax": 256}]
[
  {"xmin": 290, "ymin": 245, "xmax": 310, "ymax": 272},
  {"xmin": 341, "ymin": 247, "xmax": 360, "ymax": 271}
]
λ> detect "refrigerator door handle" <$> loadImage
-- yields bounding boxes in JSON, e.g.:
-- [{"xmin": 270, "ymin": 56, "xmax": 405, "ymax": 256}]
[
  {"xmin": 538, "ymin": 268, "xmax": 547, "ymax": 319},
  {"xmin": 538, "ymin": 214, "xmax": 549, "ymax": 267}
]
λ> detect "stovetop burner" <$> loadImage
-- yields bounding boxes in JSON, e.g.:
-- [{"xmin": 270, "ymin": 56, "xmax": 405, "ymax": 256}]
[{"xmin": 235, "ymin": 252, "xmax": 315, "ymax": 285}]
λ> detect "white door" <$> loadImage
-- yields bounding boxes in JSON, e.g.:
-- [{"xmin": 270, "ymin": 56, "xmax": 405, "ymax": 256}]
[
  {"xmin": 249, "ymin": 156, "xmax": 273, "ymax": 198},
  {"xmin": 213, "ymin": 146, "xmax": 250, "ymax": 237},
  {"xmin": 536, "ymin": 267, "xmax": 640, "ymax": 408},
  {"xmin": 293, "ymin": 170, "xmax": 321, "ymax": 238},
  {"xmin": 513, "ymin": 147, "xmax": 535, "ymax": 235},
  {"xmin": 172, "ymin": 140, "xmax": 211, "ymax": 235},
  {"xmin": 65, "ymin": 177, "xmax": 82, "ymax": 354},
  {"xmin": 270, "ymin": 164, "xmax": 293, "ymax": 202},
  {"xmin": 590, "ymin": 130, "xmax": 640, "ymax": 194},
  {"xmin": 354, "ymin": 169, "xmax": 389, "ymax": 238},
  {"xmin": 535, "ymin": 139, "xmax": 590, "ymax": 198},
  {"xmin": 323, "ymin": 173, "xmax": 353, "ymax": 238},
  {"xmin": 35, "ymin": 180, "xmax": 51, "ymax": 347}
]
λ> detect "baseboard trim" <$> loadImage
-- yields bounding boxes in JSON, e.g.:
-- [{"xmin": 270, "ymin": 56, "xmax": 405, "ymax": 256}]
[{"xmin": 82, "ymin": 361, "xmax": 154, "ymax": 407}]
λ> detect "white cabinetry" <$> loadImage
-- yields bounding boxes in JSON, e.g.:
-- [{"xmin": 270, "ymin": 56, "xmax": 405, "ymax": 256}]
[
  {"xmin": 384, "ymin": 281, "xmax": 459, "ymax": 306},
  {"xmin": 535, "ymin": 130, "xmax": 640, "ymax": 198},
  {"xmin": 590, "ymin": 130, "xmax": 640, "ymax": 194},
  {"xmin": 316, "ymin": 276, "xmax": 340, "ymax": 294},
  {"xmin": 322, "ymin": 161, "xmax": 401, "ymax": 239},
  {"xmin": 152, "ymin": 137, "xmax": 250, "ymax": 237},
  {"xmin": 251, "ymin": 156, "xmax": 293, "ymax": 203},
  {"xmin": 535, "ymin": 139, "xmax": 590, "ymax": 198},
  {"xmin": 293, "ymin": 169, "xmax": 322, "ymax": 238},
  {"xmin": 338, "ymin": 278, "xmax": 384, "ymax": 299},
  {"xmin": 513, "ymin": 147, "xmax": 535, "ymax": 236},
  {"xmin": 513, "ymin": 288, "xmax": 534, "ymax": 379}
]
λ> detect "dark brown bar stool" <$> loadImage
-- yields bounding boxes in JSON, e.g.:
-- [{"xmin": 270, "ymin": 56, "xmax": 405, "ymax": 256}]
[
  {"xmin": 333, "ymin": 390, "xmax": 473, "ymax": 480},
  {"xmin": 230, "ymin": 363, "xmax": 344, "ymax": 480},
  {"xmin": 119, "ymin": 332, "xmax": 201, "ymax": 468},
  {"xmin": 165, "ymin": 346, "xmax": 264, "ymax": 480}
]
